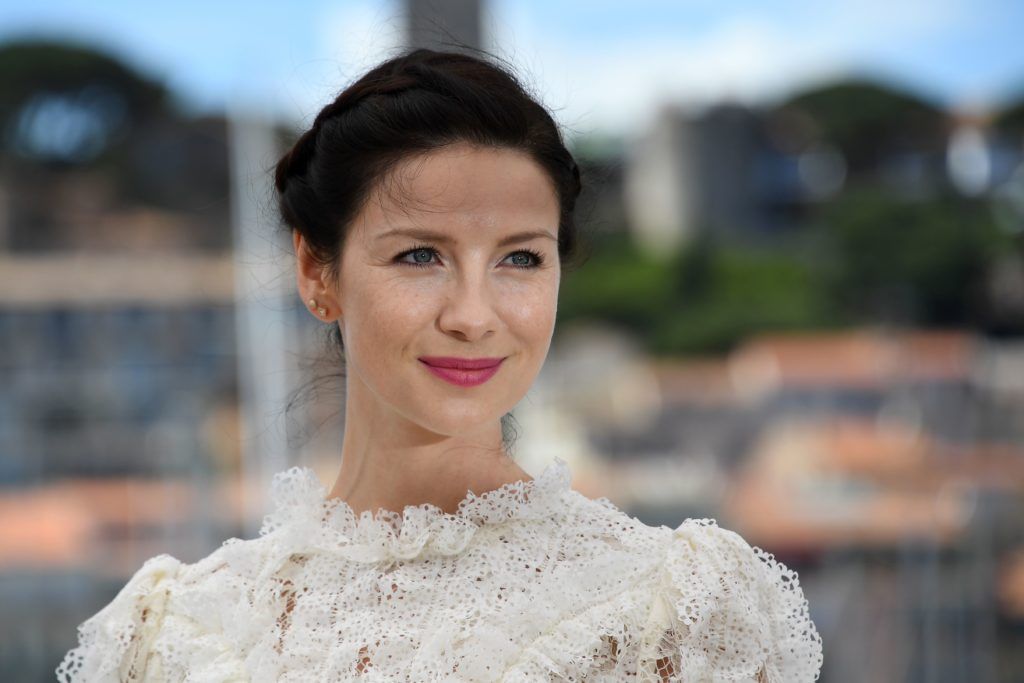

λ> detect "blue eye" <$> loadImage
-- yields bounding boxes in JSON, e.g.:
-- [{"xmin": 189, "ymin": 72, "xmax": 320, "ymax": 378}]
[
  {"xmin": 394, "ymin": 244, "xmax": 545, "ymax": 270},
  {"xmin": 400, "ymin": 246, "xmax": 437, "ymax": 268}
]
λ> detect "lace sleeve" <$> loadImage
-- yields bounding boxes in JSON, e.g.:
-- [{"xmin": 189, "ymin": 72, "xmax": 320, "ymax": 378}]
[
  {"xmin": 645, "ymin": 518, "xmax": 823, "ymax": 682},
  {"xmin": 55, "ymin": 554, "xmax": 183, "ymax": 683}
]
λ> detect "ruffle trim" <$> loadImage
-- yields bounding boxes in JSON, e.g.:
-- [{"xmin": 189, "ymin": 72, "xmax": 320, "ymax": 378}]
[
  {"xmin": 659, "ymin": 518, "xmax": 824, "ymax": 682},
  {"xmin": 55, "ymin": 554, "xmax": 184, "ymax": 682},
  {"xmin": 257, "ymin": 457, "xmax": 573, "ymax": 564}
]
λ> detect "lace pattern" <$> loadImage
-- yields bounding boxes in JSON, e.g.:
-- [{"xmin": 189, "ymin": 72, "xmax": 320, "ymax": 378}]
[
  {"xmin": 258, "ymin": 457, "xmax": 573, "ymax": 564},
  {"xmin": 56, "ymin": 457, "xmax": 823, "ymax": 682}
]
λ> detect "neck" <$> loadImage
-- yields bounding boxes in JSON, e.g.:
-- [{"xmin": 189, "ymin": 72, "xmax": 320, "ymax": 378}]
[{"xmin": 327, "ymin": 380, "xmax": 532, "ymax": 518}]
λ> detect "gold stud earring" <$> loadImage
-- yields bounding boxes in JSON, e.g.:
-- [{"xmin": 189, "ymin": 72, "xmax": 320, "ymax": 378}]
[{"xmin": 308, "ymin": 298, "xmax": 328, "ymax": 319}]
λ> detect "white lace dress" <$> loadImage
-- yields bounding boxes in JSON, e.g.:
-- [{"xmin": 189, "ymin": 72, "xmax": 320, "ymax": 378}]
[{"xmin": 56, "ymin": 457, "xmax": 823, "ymax": 682}]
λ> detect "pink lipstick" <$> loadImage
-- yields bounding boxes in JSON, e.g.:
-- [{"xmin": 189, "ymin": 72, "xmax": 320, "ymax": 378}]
[{"xmin": 418, "ymin": 356, "xmax": 505, "ymax": 387}]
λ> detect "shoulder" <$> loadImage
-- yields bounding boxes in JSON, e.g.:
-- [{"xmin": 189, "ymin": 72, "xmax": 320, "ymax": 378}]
[
  {"xmin": 504, "ymin": 494, "xmax": 823, "ymax": 681},
  {"xmin": 55, "ymin": 535, "xmax": 270, "ymax": 683},
  {"xmin": 55, "ymin": 553, "xmax": 185, "ymax": 682},
  {"xmin": 646, "ymin": 518, "xmax": 824, "ymax": 682}
]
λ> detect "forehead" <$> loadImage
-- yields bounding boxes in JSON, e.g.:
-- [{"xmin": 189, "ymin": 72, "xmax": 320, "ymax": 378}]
[{"xmin": 354, "ymin": 143, "xmax": 560, "ymax": 239}]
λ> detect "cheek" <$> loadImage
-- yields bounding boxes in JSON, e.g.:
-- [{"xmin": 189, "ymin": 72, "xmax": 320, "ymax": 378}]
[
  {"xmin": 344, "ymin": 278, "xmax": 434, "ymax": 359},
  {"xmin": 503, "ymin": 278, "xmax": 559, "ymax": 342}
]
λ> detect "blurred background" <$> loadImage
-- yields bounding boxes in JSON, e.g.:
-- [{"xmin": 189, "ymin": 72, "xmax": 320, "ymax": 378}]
[{"xmin": 1, "ymin": 1, "xmax": 1023, "ymax": 681}]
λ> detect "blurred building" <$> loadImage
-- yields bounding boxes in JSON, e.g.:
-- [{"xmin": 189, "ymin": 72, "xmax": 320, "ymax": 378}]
[
  {"xmin": 0, "ymin": 110, "xmax": 250, "ymax": 677},
  {"xmin": 405, "ymin": 0, "xmax": 481, "ymax": 53},
  {"xmin": 624, "ymin": 102, "xmax": 768, "ymax": 257},
  {"xmin": 544, "ymin": 324, "xmax": 1024, "ymax": 683},
  {"xmin": 621, "ymin": 81, "xmax": 1009, "ymax": 260},
  {"xmin": 0, "ymin": 253, "xmax": 239, "ymax": 483},
  {"xmin": 948, "ymin": 108, "xmax": 1024, "ymax": 200},
  {"xmin": 0, "ymin": 45, "xmax": 291, "ymax": 677}
]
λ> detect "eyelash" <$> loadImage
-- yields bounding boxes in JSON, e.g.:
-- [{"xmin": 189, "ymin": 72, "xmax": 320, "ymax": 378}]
[{"xmin": 395, "ymin": 244, "xmax": 546, "ymax": 270}]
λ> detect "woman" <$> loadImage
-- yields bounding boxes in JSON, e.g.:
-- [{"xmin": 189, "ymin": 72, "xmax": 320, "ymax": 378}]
[{"xmin": 57, "ymin": 48, "xmax": 823, "ymax": 682}]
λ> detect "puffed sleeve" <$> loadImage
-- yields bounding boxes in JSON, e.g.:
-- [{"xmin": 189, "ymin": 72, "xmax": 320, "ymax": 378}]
[
  {"xmin": 55, "ymin": 553, "xmax": 183, "ymax": 683},
  {"xmin": 642, "ymin": 518, "xmax": 823, "ymax": 682}
]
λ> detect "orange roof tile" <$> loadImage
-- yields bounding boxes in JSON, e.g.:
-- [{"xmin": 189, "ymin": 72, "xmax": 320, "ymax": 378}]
[{"xmin": 729, "ymin": 328, "xmax": 973, "ymax": 392}]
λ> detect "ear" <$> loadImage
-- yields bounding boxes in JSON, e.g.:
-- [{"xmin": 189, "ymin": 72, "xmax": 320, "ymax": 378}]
[{"xmin": 293, "ymin": 231, "xmax": 338, "ymax": 320}]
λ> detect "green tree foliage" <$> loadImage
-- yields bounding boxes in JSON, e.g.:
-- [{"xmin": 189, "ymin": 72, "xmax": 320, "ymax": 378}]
[
  {"xmin": 557, "ymin": 231, "xmax": 676, "ymax": 331},
  {"xmin": 0, "ymin": 37, "xmax": 235, "ymax": 249},
  {"xmin": 814, "ymin": 186, "xmax": 1013, "ymax": 326},
  {"xmin": 558, "ymin": 230, "xmax": 837, "ymax": 355},
  {"xmin": 771, "ymin": 79, "xmax": 947, "ymax": 177},
  {"xmin": 993, "ymin": 95, "xmax": 1024, "ymax": 137},
  {"xmin": 558, "ymin": 184, "xmax": 1015, "ymax": 354},
  {"xmin": 0, "ymin": 38, "xmax": 174, "ymax": 167}
]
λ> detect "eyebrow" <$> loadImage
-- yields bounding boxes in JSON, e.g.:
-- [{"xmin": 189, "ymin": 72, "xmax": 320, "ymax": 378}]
[{"xmin": 376, "ymin": 228, "xmax": 557, "ymax": 247}]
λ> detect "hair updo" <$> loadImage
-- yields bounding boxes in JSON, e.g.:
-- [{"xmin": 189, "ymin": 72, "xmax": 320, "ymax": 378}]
[{"xmin": 272, "ymin": 47, "xmax": 586, "ymax": 453}]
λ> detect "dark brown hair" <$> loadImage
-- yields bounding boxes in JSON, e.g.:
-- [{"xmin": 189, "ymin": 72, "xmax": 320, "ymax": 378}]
[{"xmin": 273, "ymin": 46, "xmax": 586, "ymax": 453}]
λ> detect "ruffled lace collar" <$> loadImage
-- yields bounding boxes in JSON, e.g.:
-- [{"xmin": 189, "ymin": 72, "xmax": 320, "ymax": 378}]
[{"xmin": 257, "ymin": 457, "xmax": 572, "ymax": 564}]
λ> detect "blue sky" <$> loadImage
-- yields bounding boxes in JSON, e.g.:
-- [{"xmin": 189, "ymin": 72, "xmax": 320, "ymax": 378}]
[{"xmin": 2, "ymin": 0, "xmax": 1023, "ymax": 136}]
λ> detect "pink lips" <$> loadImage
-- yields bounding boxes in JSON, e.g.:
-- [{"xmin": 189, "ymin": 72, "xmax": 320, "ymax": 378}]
[{"xmin": 418, "ymin": 356, "xmax": 506, "ymax": 387}]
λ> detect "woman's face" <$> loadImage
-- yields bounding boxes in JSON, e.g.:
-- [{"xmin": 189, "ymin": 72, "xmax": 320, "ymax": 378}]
[{"xmin": 304, "ymin": 142, "xmax": 562, "ymax": 439}]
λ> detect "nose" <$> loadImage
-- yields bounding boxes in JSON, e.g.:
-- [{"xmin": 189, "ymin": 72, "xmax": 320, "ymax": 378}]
[{"xmin": 437, "ymin": 269, "xmax": 499, "ymax": 342}]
